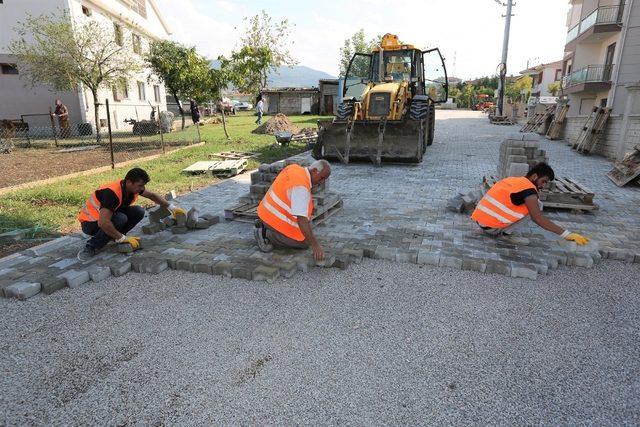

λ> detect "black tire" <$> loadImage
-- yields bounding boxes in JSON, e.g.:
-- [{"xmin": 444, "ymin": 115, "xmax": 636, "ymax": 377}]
[
  {"xmin": 336, "ymin": 102, "xmax": 354, "ymax": 120},
  {"xmin": 409, "ymin": 99, "xmax": 429, "ymax": 120},
  {"xmin": 427, "ymin": 104, "xmax": 435, "ymax": 146}
]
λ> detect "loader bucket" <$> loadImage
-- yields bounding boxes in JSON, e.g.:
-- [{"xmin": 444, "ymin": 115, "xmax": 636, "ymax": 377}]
[{"xmin": 314, "ymin": 119, "xmax": 425, "ymax": 164}]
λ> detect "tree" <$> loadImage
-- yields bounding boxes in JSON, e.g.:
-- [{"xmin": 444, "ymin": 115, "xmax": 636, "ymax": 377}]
[
  {"xmin": 9, "ymin": 11, "xmax": 141, "ymax": 142},
  {"xmin": 548, "ymin": 81, "xmax": 561, "ymax": 97},
  {"xmin": 339, "ymin": 29, "xmax": 384, "ymax": 76},
  {"xmin": 218, "ymin": 46, "xmax": 273, "ymax": 96},
  {"xmin": 147, "ymin": 40, "xmax": 214, "ymax": 129},
  {"xmin": 237, "ymin": 10, "xmax": 296, "ymax": 86},
  {"xmin": 457, "ymin": 84, "xmax": 476, "ymax": 108},
  {"xmin": 505, "ymin": 75, "xmax": 533, "ymax": 102}
]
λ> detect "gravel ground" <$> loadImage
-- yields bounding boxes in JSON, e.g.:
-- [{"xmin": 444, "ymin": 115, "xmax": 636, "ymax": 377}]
[{"xmin": 1, "ymin": 260, "xmax": 640, "ymax": 425}]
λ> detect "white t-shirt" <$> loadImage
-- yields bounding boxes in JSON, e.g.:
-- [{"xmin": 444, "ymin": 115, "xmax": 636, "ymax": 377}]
[
  {"xmin": 287, "ymin": 168, "xmax": 311, "ymax": 217},
  {"xmin": 256, "ymin": 100, "xmax": 264, "ymax": 114}
]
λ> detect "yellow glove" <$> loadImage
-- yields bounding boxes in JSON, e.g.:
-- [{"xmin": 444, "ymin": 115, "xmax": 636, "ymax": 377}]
[
  {"xmin": 117, "ymin": 235, "xmax": 140, "ymax": 250},
  {"xmin": 563, "ymin": 231, "xmax": 589, "ymax": 246},
  {"xmin": 169, "ymin": 204, "xmax": 186, "ymax": 218}
]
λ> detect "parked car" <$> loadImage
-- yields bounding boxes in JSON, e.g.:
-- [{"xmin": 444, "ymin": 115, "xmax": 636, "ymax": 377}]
[{"xmin": 233, "ymin": 101, "xmax": 253, "ymax": 111}]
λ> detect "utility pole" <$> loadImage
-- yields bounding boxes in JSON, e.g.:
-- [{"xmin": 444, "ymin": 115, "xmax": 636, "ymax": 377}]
[{"xmin": 496, "ymin": 0, "xmax": 515, "ymax": 117}]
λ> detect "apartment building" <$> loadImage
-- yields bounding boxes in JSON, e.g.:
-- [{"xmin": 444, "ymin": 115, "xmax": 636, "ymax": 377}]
[
  {"xmin": 562, "ymin": 0, "xmax": 640, "ymax": 159},
  {"xmin": 520, "ymin": 60, "xmax": 563, "ymax": 98},
  {"xmin": 0, "ymin": 0, "xmax": 171, "ymax": 133}
]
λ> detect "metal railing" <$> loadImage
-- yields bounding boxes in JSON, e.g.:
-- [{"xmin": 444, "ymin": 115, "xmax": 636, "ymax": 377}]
[
  {"xmin": 562, "ymin": 64, "xmax": 614, "ymax": 88},
  {"xmin": 566, "ymin": 3, "xmax": 624, "ymax": 43}
]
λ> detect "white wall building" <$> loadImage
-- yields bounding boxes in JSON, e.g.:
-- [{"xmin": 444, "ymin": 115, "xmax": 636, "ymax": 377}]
[
  {"xmin": 520, "ymin": 60, "xmax": 563, "ymax": 98},
  {"xmin": 562, "ymin": 0, "xmax": 640, "ymax": 159},
  {"xmin": 0, "ymin": 0, "xmax": 172, "ymax": 134}
]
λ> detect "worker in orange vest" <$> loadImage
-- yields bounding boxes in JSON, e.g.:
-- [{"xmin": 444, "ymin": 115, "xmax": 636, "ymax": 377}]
[
  {"xmin": 77, "ymin": 168, "xmax": 185, "ymax": 261},
  {"xmin": 471, "ymin": 162, "xmax": 590, "ymax": 246},
  {"xmin": 254, "ymin": 160, "xmax": 331, "ymax": 261}
]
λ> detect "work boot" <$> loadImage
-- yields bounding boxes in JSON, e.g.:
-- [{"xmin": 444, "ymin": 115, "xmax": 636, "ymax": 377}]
[
  {"xmin": 77, "ymin": 245, "xmax": 96, "ymax": 261},
  {"xmin": 254, "ymin": 220, "xmax": 273, "ymax": 253},
  {"xmin": 497, "ymin": 234, "xmax": 530, "ymax": 246}
]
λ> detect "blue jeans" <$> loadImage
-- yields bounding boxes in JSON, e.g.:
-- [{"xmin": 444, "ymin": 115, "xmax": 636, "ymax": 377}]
[
  {"xmin": 81, "ymin": 206, "xmax": 145, "ymax": 250},
  {"xmin": 255, "ymin": 112, "xmax": 263, "ymax": 124}
]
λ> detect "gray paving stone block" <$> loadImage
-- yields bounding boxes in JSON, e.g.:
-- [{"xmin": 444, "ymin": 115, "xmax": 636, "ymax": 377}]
[
  {"xmin": 148, "ymin": 206, "xmax": 171, "ymax": 223},
  {"xmin": 49, "ymin": 258, "xmax": 78, "ymax": 270},
  {"xmin": 341, "ymin": 248, "xmax": 364, "ymax": 264},
  {"xmin": 272, "ymin": 261, "xmax": 297, "ymax": 278},
  {"xmin": 252, "ymin": 265, "xmax": 279, "ymax": 283},
  {"xmin": 373, "ymin": 247, "xmax": 398, "ymax": 261},
  {"xmin": 194, "ymin": 219, "xmax": 210, "ymax": 229},
  {"xmin": 315, "ymin": 255, "xmax": 336, "ymax": 268},
  {"xmin": 439, "ymin": 255, "xmax": 463, "ymax": 270},
  {"xmin": 176, "ymin": 258, "xmax": 195, "ymax": 272},
  {"xmin": 110, "ymin": 261, "xmax": 131, "ymax": 277},
  {"xmin": 175, "ymin": 212, "xmax": 187, "ymax": 227},
  {"xmin": 40, "ymin": 275, "xmax": 68, "ymax": 295},
  {"xmin": 88, "ymin": 266, "xmax": 112, "ymax": 282},
  {"xmin": 58, "ymin": 269, "xmax": 90, "ymax": 288},
  {"xmin": 231, "ymin": 264, "xmax": 253, "ymax": 280},
  {"xmin": 507, "ymin": 163, "xmax": 530, "ymax": 177},
  {"xmin": 397, "ymin": 250, "xmax": 418, "ymax": 263},
  {"xmin": 24, "ymin": 236, "xmax": 83, "ymax": 257},
  {"xmin": 162, "ymin": 217, "xmax": 176, "ymax": 227},
  {"xmin": 485, "ymin": 260, "xmax": 511, "ymax": 276},
  {"xmin": 142, "ymin": 223, "xmax": 162, "ymax": 234},
  {"xmin": 5, "ymin": 281, "xmax": 41, "ymax": 300},
  {"xmin": 172, "ymin": 226, "xmax": 189, "ymax": 234},
  {"xmin": 332, "ymin": 254, "xmax": 351, "ymax": 270},
  {"xmin": 462, "ymin": 257, "xmax": 487, "ymax": 273},
  {"xmin": 193, "ymin": 258, "xmax": 214, "ymax": 274},
  {"xmin": 510, "ymin": 263, "xmax": 538, "ymax": 280},
  {"xmin": 117, "ymin": 243, "xmax": 135, "ymax": 253},
  {"xmin": 212, "ymin": 261, "xmax": 233, "ymax": 277},
  {"xmin": 417, "ymin": 251, "xmax": 441, "ymax": 266},
  {"xmin": 136, "ymin": 259, "xmax": 168, "ymax": 274},
  {"xmin": 0, "ymin": 253, "xmax": 31, "ymax": 270}
]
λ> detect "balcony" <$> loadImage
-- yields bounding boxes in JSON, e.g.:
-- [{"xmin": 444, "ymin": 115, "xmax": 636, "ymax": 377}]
[
  {"xmin": 566, "ymin": 4, "xmax": 624, "ymax": 46},
  {"xmin": 562, "ymin": 64, "xmax": 613, "ymax": 94}
]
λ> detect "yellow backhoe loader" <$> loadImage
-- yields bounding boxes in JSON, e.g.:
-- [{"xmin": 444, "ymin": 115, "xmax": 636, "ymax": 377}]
[{"xmin": 313, "ymin": 34, "xmax": 448, "ymax": 164}]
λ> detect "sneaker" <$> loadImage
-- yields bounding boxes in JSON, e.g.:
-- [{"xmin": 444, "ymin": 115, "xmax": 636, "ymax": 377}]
[
  {"xmin": 77, "ymin": 245, "xmax": 96, "ymax": 261},
  {"xmin": 254, "ymin": 221, "xmax": 273, "ymax": 253},
  {"xmin": 497, "ymin": 234, "xmax": 530, "ymax": 246}
]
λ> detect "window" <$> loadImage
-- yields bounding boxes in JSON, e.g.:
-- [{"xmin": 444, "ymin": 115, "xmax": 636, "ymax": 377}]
[
  {"xmin": 153, "ymin": 85, "xmax": 161, "ymax": 103},
  {"xmin": 600, "ymin": 98, "xmax": 608, "ymax": 107},
  {"xmin": 137, "ymin": 81, "xmax": 146, "ymax": 101},
  {"xmin": 130, "ymin": 0, "xmax": 147, "ymax": 18},
  {"xmin": 555, "ymin": 69, "xmax": 562, "ymax": 81},
  {"xmin": 82, "ymin": 6, "xmax": 92, "ymax": 16},
  {"xmin": 0, "ymin": 63, "xmax": 18, "ymax": 75},
  {"xmin": 132, "ymin": 34, "xmax": 141, "ymax": 54},
  {"xmin": 114, "ymin": 23, "xmax": 123, "ymax": 46},
  {"xmin": 112, "ymin": 79, "xmax": 129, "ymax": 101}
]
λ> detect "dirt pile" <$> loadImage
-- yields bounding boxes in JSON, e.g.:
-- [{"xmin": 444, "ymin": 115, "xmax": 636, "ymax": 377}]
[{"xmin": 252, "ymin": 113, "xmax": 300, "ymax": 135}]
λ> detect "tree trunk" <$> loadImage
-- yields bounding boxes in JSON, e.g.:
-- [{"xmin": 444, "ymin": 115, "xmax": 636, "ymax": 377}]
[
  {"xmin": 220, "ymin": 100, "xmax": 230, "ymax": 140},
  {"xmin": 91, "ymin": 88, "xmax": 101, "ymax": 144},
  {"xmin": 172, "ymin": 91, "xmax": 185, "ymax": 130}
]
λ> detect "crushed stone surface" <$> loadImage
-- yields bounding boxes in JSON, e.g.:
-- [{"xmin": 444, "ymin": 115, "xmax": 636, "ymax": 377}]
[
  {"xmin": 1, "ymin": 259, "xmax": 639, "ymax": 425},
  {"xmin": 252, "ymin": 113, "xmax": 300, "ymax": 135}
]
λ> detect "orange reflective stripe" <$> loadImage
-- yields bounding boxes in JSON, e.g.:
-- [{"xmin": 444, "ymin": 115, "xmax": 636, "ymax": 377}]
[
  {"xmin": 257, "ymin": 164, "xmax": 313, "ymax": 241},
  {"xmin": 471, "ymin": 176, "xmax": 536, "ymax": 229}
]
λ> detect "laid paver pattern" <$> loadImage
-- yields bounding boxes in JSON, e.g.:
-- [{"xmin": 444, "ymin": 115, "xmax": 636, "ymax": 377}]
[{"xmin": 1, "ymin": 111, "xmax": 640, "ymax": 299}]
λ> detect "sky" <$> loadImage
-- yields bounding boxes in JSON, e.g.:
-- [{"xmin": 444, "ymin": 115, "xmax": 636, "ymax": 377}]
[{"xmin": 156, "ymin": 0, "xmax": 570, "ymax": 79}]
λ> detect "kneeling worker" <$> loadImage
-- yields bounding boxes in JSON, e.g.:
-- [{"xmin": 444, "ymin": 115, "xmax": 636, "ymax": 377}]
[
  {"xmin": 471, "ymin": 162, "xmax": 590, "ymax": 245},
  {"xmin": 254, "ymin": 160, "xmax": 331, "ymax": 261},
  {"xmin": 77, "ymin": 168, "xmax": 184, "ymax": 260}
]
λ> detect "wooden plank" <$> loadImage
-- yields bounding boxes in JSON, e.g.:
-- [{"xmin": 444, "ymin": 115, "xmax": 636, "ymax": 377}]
[{"xmin": 606, "ymin": 145, "xmax": 640, "ymax": 186}]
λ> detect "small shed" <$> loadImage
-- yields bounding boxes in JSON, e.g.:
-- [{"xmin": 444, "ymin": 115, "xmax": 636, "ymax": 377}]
[
  {"xmin": 319, "ymin": 79, "xmax": 339, "ymax": 115},
  {"xmin": 262, "ymin": 87, "xmax": 320, "ymax": 115}
]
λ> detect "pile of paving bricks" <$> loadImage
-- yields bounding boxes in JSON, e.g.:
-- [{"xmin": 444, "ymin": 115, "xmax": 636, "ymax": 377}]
[
  {"xmin": 497, "ymin": 135, "xmax": 549, "ymax": 178},
  {"xmin": 229, "ymin": 158, "xmax": 341, "ymax": 221}
]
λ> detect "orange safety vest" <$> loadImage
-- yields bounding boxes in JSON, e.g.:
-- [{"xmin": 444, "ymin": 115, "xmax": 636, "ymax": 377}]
[
  {"xmin": 257, "ymin": 164, "xmax": 313, "ymax": 242},
  {"xmin": 471, "ymin": 176, "xmax": 537, "ymax": 229},
  {"xmin": 77, "ymin": 180, "xmax": 138, "ymax": 223}
]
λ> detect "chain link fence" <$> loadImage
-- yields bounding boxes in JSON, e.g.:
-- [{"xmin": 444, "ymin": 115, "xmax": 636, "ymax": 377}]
[{"xmin": 0, "ymin": 99, "xmax": 202, "ymax": 189}]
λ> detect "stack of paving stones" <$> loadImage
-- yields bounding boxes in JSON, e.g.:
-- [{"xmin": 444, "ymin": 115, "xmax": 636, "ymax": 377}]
[
  {"xmin": 497, "ymin": 134, "xmax": 549, "ymax": 178},
  {"xmin": 244, "ymin": 158, "xmax": 336, "ymax": 214}
]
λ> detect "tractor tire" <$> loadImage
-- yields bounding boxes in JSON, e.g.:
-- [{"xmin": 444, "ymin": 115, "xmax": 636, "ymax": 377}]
[
  {"xmin": 427, "ymin": 104, "xmax": 435, "ymax": 146},
  {"xmin": 409, "ymin": 98, "xmax": 429, "ymax": 120},
  {"xmin": 336, "ymin": 102, "xmax": 354, "ymax": 120}
]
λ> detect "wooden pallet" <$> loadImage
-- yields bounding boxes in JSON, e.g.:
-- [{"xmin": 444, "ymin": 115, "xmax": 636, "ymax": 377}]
[
  {"xmin": 182, "ymin": 159, "xmax": 248, "ymax": 177},
  {"xmin": 225, "ymin": 193, "xmax": 343, "ymax": 225},
  {"xmin": 483, "ymin": 175, "xmax": 598, "ymax": 212},
  {"xmin": 573, "ymin": 107, "xmax": 611, "ymax": 154},
  {"xmin": 208, "ymin": 151, "xmax": 257, "ymax": 160},
  {"xmin": 545, "ymin": 103, "xmax": 569, "ymax": 140},
  {"xmin": 520, "ymin": 105, "xmax": 555, "ymax": 133},
  {"xmin": 607, "ymin": 144, "xmax": 640, "ymax": 187},
  {"xmin": 489, "ymin": 115, "xmax": 513, "ymax": 125}
]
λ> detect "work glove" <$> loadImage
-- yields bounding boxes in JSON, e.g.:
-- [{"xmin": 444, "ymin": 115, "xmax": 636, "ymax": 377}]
[
  {"xmin": 561, "ymin": 231, "xmax": 589, "ymax": 246},
  {"xmin": 168, "ymin": 204, "xmax": 186, "ymax": 218},
  {"xmin": 116, "ymin": 235, "xmax": 141, "ymax": 250}
]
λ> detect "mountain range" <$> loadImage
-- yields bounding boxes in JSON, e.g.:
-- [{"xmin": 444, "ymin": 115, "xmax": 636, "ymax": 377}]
[{"xmin": 211, "ymin": 60, "xmax": 336, "ymax": 88}]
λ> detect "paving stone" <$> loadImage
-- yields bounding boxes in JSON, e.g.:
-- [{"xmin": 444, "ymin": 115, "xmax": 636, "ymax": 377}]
[
  {"xmin": 142, "ymin": 223, "xmax": 163, "ymax": 234},
  {"xmin": 24, "ymin": 236, "xmax": 83, "ymax": 257},
  {"xmin": 211, "ymin": 261, "xmax": 233, "ymax": 277},
  {"xmin": 397, "ymin": 249, "xmax": 418, "ymax": 263},
  {"xmin": 340, "ymin": 248, "xmax": 364, "ymax": 264},
  {"xmin": 417, "ymin": 251, "xmax": 441, "ymax": 266},
  {"xmin": 439, "ymin": 255, "xmax": 463, "ymax": 270},
  {"xmin": 88, "ymin": 266, "xmax": 112, "ymax": 282},
  {"xmin": 4, "ymin": 282, "xmax": 41, "ymax": 300},
  {"xmin": 0, "ymin": 253, "xmax": 31, "ymax": 270},
  {"xmin": 110, "ymin": 261, "xmax": 132, "ymax": 277},
  {"xmin": 485, "ymin": 259, "xmax": 511, "ymax": 276},
  {"xmin": 231, "ymin": 264, "xmax": 253, "ymax": 280},
  {"xmin": 252, "ymin": 265, "xmax": 279, "ymax": 283},
  {"xmin": 510, "ymin": 263, "xmax": 538, "ymax": 280},
  {"xmin": 373, "ymin": 247, "xmax": 398, "ymax": 261},
  {"xmin": 194, "ymin": 219, "xmax": 211, "ymax": 229},
  {"xmin": 49, "ymin": 258, "xmax": 78, "ymax": 270},
  {"xmin": 135, "ymin": 259, "xmax": 168, "ymax": 274},
  {"xmin": 176, "ymin": 258, "xmax": 195, "ymax": 272},
  {"xmin": 332, "ymin": 254, "xmax": 351, "ymax": 270},
  {"xmin": 315, "ymin": 255, "xmax": 336, "ymax": 268},
  {"xmin": 162, "ymin": 217, "xmax": 176, "ymax": 227},
  {"xmin": 40, "ymin": 275, "xmax": 68, "ymax": 295},
  {"xmin": 57, "ymin": 269, "xmax": 90, "ymax": 288},
  {"xmin": 0, "ymin": 267, "xmax": 26, "ymax": 280},
  {"xmin": 175, "ymin": 212, "xmax": 187, "ymax": 227},
  {"xmin": 186, "ymin": 207, "xmax": 199, "ymax": 229},
  {"xmin": 117, "ymin": 243, "xmax": 135, "ymax": 253},
  {"xmin": 272, "ymin": 261, "xmax": 297, "ymax": 278},
  {"xmin": 148, "ymin": 206, "xmax": 171, "ymax": 223},
  {"xmin": 172, "ymin": 227, "xmax": 189, "ymax": 234},
  {"xmin": 462, "ymin": 257, "xmax": 487, "ymax": 273},
  {"xmin": 193, "ymin": 258, "xmax": 214, "ymax": 274}
]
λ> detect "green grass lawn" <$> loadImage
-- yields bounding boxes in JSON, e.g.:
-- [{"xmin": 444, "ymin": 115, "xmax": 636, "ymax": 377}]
[{"xmin": 0, "ymin": 112, "xmax": 328, "ymax": 240}]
